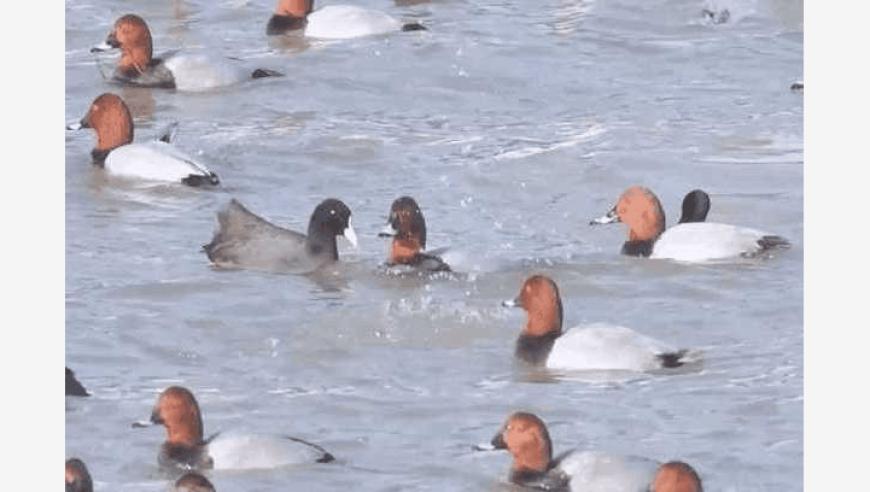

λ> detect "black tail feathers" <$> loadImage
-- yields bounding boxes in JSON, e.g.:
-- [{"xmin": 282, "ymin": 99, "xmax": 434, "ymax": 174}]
[
  {"xmin": 402, "ymin": 22, "xmax": 427, "ymax": 32},
  {"xmin": 757, "ymin": 235, "xmax": 791, "ymax": 251},
  {"xmin": 657, "ymin": 350, "xmax": 688, "ymax": 369},
  {"xmin": 251, "ymin": 68, "xmax": 284, "ymax": 79}
]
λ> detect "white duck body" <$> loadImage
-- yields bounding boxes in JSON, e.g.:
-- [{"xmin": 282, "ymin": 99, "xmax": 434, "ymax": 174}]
[
  {"xmin": 206, "ymin": 432, "xmax": 332, "ymax": 470},
  {"xmin": 305, "ymin": 5, "xmax": 402, "ymax": 39},
  {"xmin": 650, "ymin": 222, "xmax": 781, "ymax": 262},
  {"xmin": 560, "ymin": 450, "xmax": 660, "ymax": 492},
  {"xmin": 546, "ymin": 323, "xmax": 678, "ymax": 372},
  {"xmin": 161, "ymin": 53, "xmax": 252, "ymax": 92},
  {"xmin": 105, "ymin": 140, "xmax": 217, "ymax": 185}
]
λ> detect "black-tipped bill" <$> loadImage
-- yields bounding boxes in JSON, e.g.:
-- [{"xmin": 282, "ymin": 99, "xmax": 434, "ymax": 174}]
[
  {"xmin": 91, "ymin": 33, "xmax": 120, "ymax": 53},
  {"xmin": 378, "ymin": 222, "xmax": 397, "ymax": 238},
  {"xmin": 90, "ymin": 41, "xmax": 115, "ymax": 53},
  {"xmin": 502, "ymin": 298, "xmax": 520, "ymax": 308},
  {"xmin": 590, "ymin": 207, "xmax": 619, "ymax": 225},
  {"xmin": 472, "ymin": 442, "xmax": 497, "ymax": 452}
]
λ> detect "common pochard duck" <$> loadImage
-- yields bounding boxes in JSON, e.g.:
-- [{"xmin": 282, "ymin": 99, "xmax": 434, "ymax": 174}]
[
  {"xmin": 65, "ymin": 458, "xmax": 93, "ymax": 492},
  {"xmin": 503, "ymin": 275, "xmax": 692, "ymax": 372},
  {"xmin": 203, "ymin": 198, "xmax": 357, "ymax": 273},
  {"xmin": 267, "ymin": 0, "xmax": 426, "ymax": 38},
  {"xmin": 485, "ymin": 412, "xmax": 704, "ymax": 491},
  {"xmin": 93, "ymin": 14, "xmax": 282, "ymax": 91},
  {"xmin": 378, "ymin": 196, "xmax": 450, "ymax": 272},
  {"xmin": 134, "ymin": 386, "xmax": 334, "ymax": 471},
  {"xmin": 591, "ymin": 186, "xmax": 789, "ymax": 262},
  {"xmin": 67, "ymin": 93, "xmax": 219, "ymax": 186}
]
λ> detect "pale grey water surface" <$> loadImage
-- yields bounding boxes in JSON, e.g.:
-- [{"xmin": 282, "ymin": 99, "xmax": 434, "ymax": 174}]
[{"xmin": 65, "ymin": 0, "xmax": 803, "ymax": 490}]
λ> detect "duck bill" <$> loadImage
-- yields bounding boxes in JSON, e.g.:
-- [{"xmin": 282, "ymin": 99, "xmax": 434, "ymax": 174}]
[
  {"xmin": 501, "ymin": 297, "xmax": 521, "ymax": 308},
  {"xmin": 91, "ymin": 33, "xmax": 120, "ymax": 53},
  {"xmin": 342, "ymin": 219, "xmax": 359, "ymax": 249},
  {"xmin": 472, "ymin": 442, "xmax": 498, "ymax": 452},
  {"xmin": 378, "ymin": 222, "xmax": 397, "ymax": 238},
  {"xmin": 90, "ymin": 41, "xmax": 116, "ymax": 53},
  {"xmin": 589, "ymin": 207, "xmax": 620, "ymax": 225},
  {"xmin": 67, "ymin": 116, "xmax": 89, "ymax": 131}
]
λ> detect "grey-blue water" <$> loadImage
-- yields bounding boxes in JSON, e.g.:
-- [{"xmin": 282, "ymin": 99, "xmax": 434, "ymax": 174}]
[{"xmin": 65, "ymin": 0, "xmax": 803, "ymax": 490}]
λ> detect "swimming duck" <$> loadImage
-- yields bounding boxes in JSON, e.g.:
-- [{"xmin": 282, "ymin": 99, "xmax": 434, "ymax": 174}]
[
  {"xmin": 378, "ymin": 196, "xmax": 450, "ymax": 272},
  {"xmin": 591, "ymin": 186, "xmax": 789, "ymax": 261},
  {"xmin": 134, "ymin": 386, "xmax": 334, "ymax": 471},
  {"xmin": 93, "ymin": 14, "xmax": 282, "ymax": 91},
  {"xmin": 67, "ymin": 93, "xmax": 219, "ymax": 186},
  {"xmin": 503, "ymin": 275, "xmax": 691, "ymax": 371},
  {"xmin": 203, "ymin": 198, "xmax": 357, "ymax": 273},
  {"xmin": 267, "ymin": 0, "xmax": 426, "ymax": 38},
  {"xmin": 66, "ymin": 367, "xmax": 89, "ymax": 397},
  {"xmin": 65, "ymin": 458, "xmax": 93, "ymax": 492},
  {"xmin": 485, "ymin": 412, "xmax": 704, "ymax": 491}
]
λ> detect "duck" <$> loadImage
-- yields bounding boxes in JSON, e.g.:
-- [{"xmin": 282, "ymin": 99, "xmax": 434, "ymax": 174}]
[
  {"xmin": 92, "ymin": 14, "xmax": 282, "ymax": 91},
  {"xmin": 203, "ymin": 198, "xmax": 357, "ymax": 273},
  {"xmin": 134, "ymin": 386, "xmax": 334, "ymax": 471},
  {"xmin": 174, "ymin": 471, "xmax": 216, "ymax": 492},
  {"xmin": 67, "ymin": 93, "xmax": 220, "ymax": 186},
  {"xmin": 485, "ymin": 412, "xmax": 704, "ymax": 491},
  {"xmin": 267, "ymin": 0, "xmax": 426, "ymax": 38},
  {"xmin": 590, "ymin": 186, "xmax": 789, "ymax": 261},
  {"xmin": 502, "ymin": 275, "xmax": 691, "ymax": 372},
  {"xmin": 377, "ymin": 196, "xmax": 450, "ymax": 272},
  {"xmin": 66, "ymin": 367, "xmax": 89, "ymax": 397},
  {"xmin": 65, "ymin": 458, "xmax": 93, "ymax": 492},
  {"xmin": 678, "ymin": 189, "xmax": 710, "ymax": 224}
]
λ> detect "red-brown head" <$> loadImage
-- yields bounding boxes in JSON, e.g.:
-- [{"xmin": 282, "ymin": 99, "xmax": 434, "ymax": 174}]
[
  {"xmin": 174, "ymin": 471, "xmax": 216, "ymax": 492},
  {"xmin": 379, "ymin": 196, "xmax": 428, "ymax": 264},
  {"xmin": 274, "ymin": 0, "xmax": 313, "ymax": 16},
  {"xmin": 148, "ymin": 386, "xmax": 205, "ymax": 447},
  {"xmin": 490, "ymin": 412, "xmax": 553, "ymax": 476},
  {"xmin": 92, "ymin": 14, "xmax": 153, "ymax": 76},
  {"xmin": 65, "ymin": 458, "xmax": 93, "ymax": 492},
  {"xmin": 590, "ymin": 186, "xmax": 666, "ymax": 242},
  {"xmin": 74, "ymin": 93, "xmax": 134, "ymax": 154},
  {"xmin": 503, "ymin": 275, "xmax": 563, "ymax": 337},
  {"xmin": 651, "ymin": 461, "xmax": 703, "ymax": 492}
]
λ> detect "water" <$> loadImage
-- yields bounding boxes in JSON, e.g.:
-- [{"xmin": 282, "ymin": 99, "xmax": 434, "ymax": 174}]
[{"xmin": 65, "ymin": 0, "xmax": 803, "ymax": 490}]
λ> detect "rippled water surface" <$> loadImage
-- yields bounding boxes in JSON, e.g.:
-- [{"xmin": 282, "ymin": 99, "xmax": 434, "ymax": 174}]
[{"xmin": 65, "ymin": 0, "xmax": 803, "ymax": 490}]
